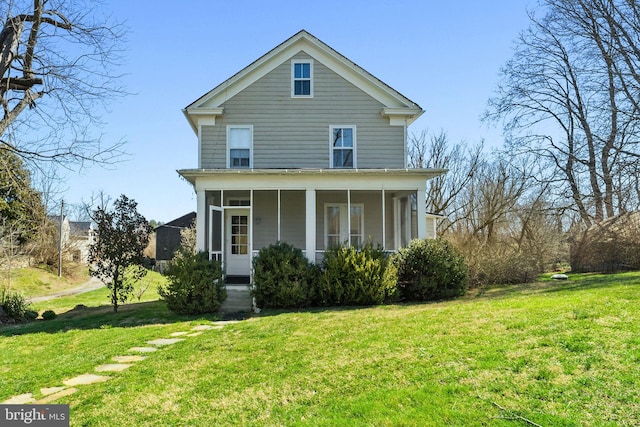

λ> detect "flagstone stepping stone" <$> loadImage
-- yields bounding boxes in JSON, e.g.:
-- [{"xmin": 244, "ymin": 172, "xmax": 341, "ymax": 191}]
[
  {"xmin": 186, "ymin": 332, "xmax": 203, "ymax": 337},
  {"xmin": 95, "ymin": 363, "xmax": 132, "ymax": 372},
  {"xmin": 41, "ymin": 386, "xmax": 66, "ymax": 396},
  {"xmin": 2, "ymin": 393, "xmax": 35, "ymax": 404},
  {"xmin": 37, "ymin": 388, "xmax": 77, "ymax": 404},
  {"xmin": 128, "ymin": 346, "xmax": 158, "ymax": 353},
  {"xmin": 170, "ymin": 331, "xmax": 189, "ymax": 336},
  {"xmin": 147, "ymin": 338, "xmax": 184, "ymax": 346},
  {"xmin": 112, "ymin": 355, "xmax": 146, "ymax": 363},
  {"xmin": 213, "ymin": 320, "xmax": 241, "ymax": 326},
  {"xmin": 191, "ymin": 324, "xmax": 215, "ymax": 331},
  {"xmin": 63, "ymin": 374, "xmax": 110, "ymax": 386}
]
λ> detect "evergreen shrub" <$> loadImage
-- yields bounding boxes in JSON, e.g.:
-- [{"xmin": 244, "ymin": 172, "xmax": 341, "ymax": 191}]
[
  {"xmin": 252, "ymin": 242, "xmax": 319, "ymax": 308},
  {"xmin": 318, "ymin": 244, "xmax": 397, "ymax": 306},
  {"xmin": 159, "ymin": 251, "xmax": 226, "ymax": 314},
  {"xmin": 394, "ymin": 239, "xmax": 469, "ymax": 301}
]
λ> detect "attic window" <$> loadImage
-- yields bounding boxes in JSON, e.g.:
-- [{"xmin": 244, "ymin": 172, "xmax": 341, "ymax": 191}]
[{"xmin": 292, "ymin": 60, "xmax": 313, "ymax": 97}]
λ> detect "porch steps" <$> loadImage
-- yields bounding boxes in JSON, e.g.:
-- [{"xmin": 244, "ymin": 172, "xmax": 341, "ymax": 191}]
[{"xmin": 221, "ymin": 285, "xmax": 252, "ymax": 313}]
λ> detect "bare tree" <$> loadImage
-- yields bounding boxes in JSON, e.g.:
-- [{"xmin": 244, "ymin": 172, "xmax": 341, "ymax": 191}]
[
  {"xmin": 0, "ymin": 0, "xmax": 127, "ymax": 170},
  {"xmin": 485, "ymin": 0, "xmax": 640, "ymax": 227},
  {"xmin": 408, "ymin": 130, "xmax": 483, "ymax": 233}
]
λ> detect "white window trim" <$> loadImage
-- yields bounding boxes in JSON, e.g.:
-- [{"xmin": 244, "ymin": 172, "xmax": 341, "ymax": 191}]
[
  {"xmin": 329, "ymin": 125, "xmax": 357, "ymax": 169},
  {"xmin": 324, "ymin": 203, "xmax": 364, "ymax": 248},
  {"xmin": 291, "ymin": 59, "xmax": 314, "ymax": 98},
  {"xmin": 226, "ymin": 125, "xmax": 253, "ymax": 169}
]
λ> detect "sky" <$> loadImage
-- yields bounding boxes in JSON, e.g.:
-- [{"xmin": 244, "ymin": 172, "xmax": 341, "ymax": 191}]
[{"xmin": 59, "ymin": 0, "xmax": 535, "ymax": 223}]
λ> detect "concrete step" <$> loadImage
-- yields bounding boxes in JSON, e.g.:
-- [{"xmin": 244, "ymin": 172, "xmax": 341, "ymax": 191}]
[{"xmin": 222, "ymin": 287, "xmax": 252, "ymax": 313}]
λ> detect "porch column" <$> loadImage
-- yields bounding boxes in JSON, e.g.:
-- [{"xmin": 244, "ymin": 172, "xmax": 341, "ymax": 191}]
[
  {"xmin": 196, "ymin": 189, "xmax": 206, "ymax": 252},
  {"xmin": 305, "ymin": 188, "xmax": 316, "ymax": 263},
  {"xmin": 381, "ymin": 189, "xmax": 386, "ymax": 250},
  {"xmin": 416, "ymin": 188, "xmax": 427, "ymax": 239}
]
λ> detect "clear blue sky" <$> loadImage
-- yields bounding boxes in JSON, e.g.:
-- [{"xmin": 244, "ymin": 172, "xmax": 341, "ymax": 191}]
[{"xmin": 60, "ymin": 0, "xmax": 534, "ymax": 223}]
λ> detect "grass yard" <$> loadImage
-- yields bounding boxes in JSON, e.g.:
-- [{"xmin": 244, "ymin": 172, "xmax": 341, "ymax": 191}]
[
  {"xmin": 29, "ymin": 270, "xmax": 167, "ymax": 315},
  {"xmin": 1, "ymin": 262, "xmax": 88, "ymax": 297},
  {"xmin": 2, "ymin": 272, "xmax": 640, "ymax": 426}
]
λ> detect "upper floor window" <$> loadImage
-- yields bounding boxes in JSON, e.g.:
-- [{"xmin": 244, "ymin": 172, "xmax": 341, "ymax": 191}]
[
  {"xmin": 227, "ymin": 125, "xmax": 252, "ymax": 168},
  {"xmin": 330, "ymin": 126, "xmax": 356, "ymax": 168},
  {"xmin": 292, "ymin": 60, "xmax": 313, "ymax": 97}
]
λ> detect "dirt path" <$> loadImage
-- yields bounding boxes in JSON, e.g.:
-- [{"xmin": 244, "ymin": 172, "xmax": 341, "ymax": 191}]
[{"xmin": 28, "ymin": 277, "xmax": 105, "ymax": 303}]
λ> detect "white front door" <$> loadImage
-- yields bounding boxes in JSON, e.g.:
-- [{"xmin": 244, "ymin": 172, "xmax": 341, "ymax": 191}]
[{"xmin": 225, "ymin": 209, "xmax": 250, "ymax": 276}]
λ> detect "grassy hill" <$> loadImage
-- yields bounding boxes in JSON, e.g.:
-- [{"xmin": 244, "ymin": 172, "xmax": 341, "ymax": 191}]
[
  {"xmin": 1, "ymin": 272, "xmax": 639, "ymax": 426},
  {"xmin": 1, "ymin": 262, "xmax": 88, "ymax": 297}
]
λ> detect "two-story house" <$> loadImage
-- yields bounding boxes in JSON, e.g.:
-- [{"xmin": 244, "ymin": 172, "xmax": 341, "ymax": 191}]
[{"xmin": 179, "ymin": 30, "xmax": 445, "ymax": 300}]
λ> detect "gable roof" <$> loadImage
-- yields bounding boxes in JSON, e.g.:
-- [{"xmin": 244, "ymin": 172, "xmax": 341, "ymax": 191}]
[
  {"xmin": 69, "ymin": 221, "xmax": 92, "ymax": 236},
  {"xmin": 183, "ymin": 30, "xmax": 423, "ymax": 132},
  {"xmin": 155, "ymin": 212, "xmax": 196, "ymax": 231}
]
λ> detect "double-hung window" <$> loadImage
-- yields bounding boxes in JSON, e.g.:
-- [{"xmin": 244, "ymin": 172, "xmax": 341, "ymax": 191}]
[
  {"xmin": 227, "ymin": 125, "xmax": 252, "ymax": 168},
  {"xmin": 331, "ymin": 126, "xmax": 356, "ymax": 168},
  {"xmin": 292, "ymin": 60, "xmax": 313, "ymax": 97}
]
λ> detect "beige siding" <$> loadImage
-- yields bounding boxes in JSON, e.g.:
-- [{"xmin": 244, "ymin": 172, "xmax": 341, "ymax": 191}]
[
  {"xmin": 200, "ymin": 52, "xmax": 405, "ymax": 169},
  {"xmin": 280, "ymin": 191, "xmax": 306, "ymax": 249},
  {"xmin": 201, "ymin": 126, "xmax": 225, "ymax": 169},
  {"xmin": 253, "ymin": 191, "xmax": 278, "ymax": 249}
]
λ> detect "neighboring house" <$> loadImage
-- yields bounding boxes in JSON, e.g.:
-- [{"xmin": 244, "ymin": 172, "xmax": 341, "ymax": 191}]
[
  {"xmin": 155, "ymin": 212, "xmax": 196, "ymax": 269},
  {"xmin": 178, "ymin": 30, "xmax": 445, "ymax": 298},
  {"xmin": 68, "ymin": 221, "xmax": 95, "ymax": 263},
  {"xmin": 48, "ymin": 216, "xmax": 95, "ymax": 263},
  {"xmin": 426, "ymin": 213, "xmax": 445, "ymax": 239}
]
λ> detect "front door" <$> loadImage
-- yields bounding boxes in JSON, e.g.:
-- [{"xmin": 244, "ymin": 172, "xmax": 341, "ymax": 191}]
[{"xmin": 225, "ymin": 209, "xmax": 250, "ymax": 276}]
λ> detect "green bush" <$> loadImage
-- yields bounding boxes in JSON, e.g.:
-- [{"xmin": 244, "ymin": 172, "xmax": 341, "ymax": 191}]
[
  {"xmin": 252, "ymin": 242, "xmax": 318, "ymax": 308},
  {"xmin": 0, "ymin": 287, "xmax": 30, "ymax": 320},
  {"xmin": 42, "ymin": 310, "xmax": 57, "ymax": 321},
  {"xmin": 24, "ymin": 309, "xmax": 38, "ymax": 321},
  {"xmin": 158, "ymin": 251, "xmax": 226, "ymax": 314},
  {"xmin": 318, "ymin": 244, "xmax": 397, "ymax": 306},
  {"xmin": 394, "ymin": 239, "xmax": 469, "ymax": 301}
]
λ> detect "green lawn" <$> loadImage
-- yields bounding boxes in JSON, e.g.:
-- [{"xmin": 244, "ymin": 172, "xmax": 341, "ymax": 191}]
[
  {"xmin": 2, "ymin": 272, "xmax": 640, "ymax": 426},
  {"xmin": 30, "ymin": 270, "xmax": 167, "ymax": 314},
  {"xmin": 2, "ymin": 263, "xmax": 88, "ymax": 297}
]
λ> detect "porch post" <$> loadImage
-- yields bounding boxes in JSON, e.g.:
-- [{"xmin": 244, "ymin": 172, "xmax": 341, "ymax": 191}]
[
  {"xmin": 347, "ymin": 189, "xmax": 351, "ymax": 248},
  {"xmin": 196, "ymin": 189, "xmax": 206, "ymax": 252},
  {"xmin": 305, "ymin": 188, "xmax": 316, "ymax": 263},
  {"xmin": 381, "ymin": 189, "xmax": 386, "ymax": 250},
  {"xmin": 416, "ymin": 188, "xmax": 427, "ymax": 239},
  {"xmin": 277, "ymin": 189, "xmax": 281, "ymax": 241}
]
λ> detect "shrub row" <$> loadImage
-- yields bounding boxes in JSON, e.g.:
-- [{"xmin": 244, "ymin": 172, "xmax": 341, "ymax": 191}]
[{"xmin": 253, "ymin": 239, "xmax": 469, "ymax": 309}]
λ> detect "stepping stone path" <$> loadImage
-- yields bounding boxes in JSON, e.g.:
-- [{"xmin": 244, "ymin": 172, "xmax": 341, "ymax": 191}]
[
  {"xmin": 38, "ymin": 388, "xmax": 77, "ymax": 404},
  {"xmin": 63, "ymin": 374, "xmax": 110, "ymax": 386},
  {"xmin": 1, "ymin": 321, "xmax": 241, "ymax": 405},
  {"xmin": 129, "ymin": 346, "xmax": 158, "ymax": 353},
  {"xmin": 95, "ymin": 364, "xmax": 132, "ymax": 372},
  {"xmin": 112, "ymin": 355, "xmax": 146, "ymax": 363},
  {"xmin": 146, "ymin": 338, "xmax": 184, "ymax": 346},
  {"xmin": 41, "ymin": 386, "xmax": 66, "ymax": 396},
  {"xmin": 3, "ymin": 393, "xmax": 35, "ymax": 404}
]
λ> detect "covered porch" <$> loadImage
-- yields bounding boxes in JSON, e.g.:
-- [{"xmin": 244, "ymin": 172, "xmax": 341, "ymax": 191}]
[{"xmin": 179, "ymin": 169, "xmax": 444, "ymax": 280}]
